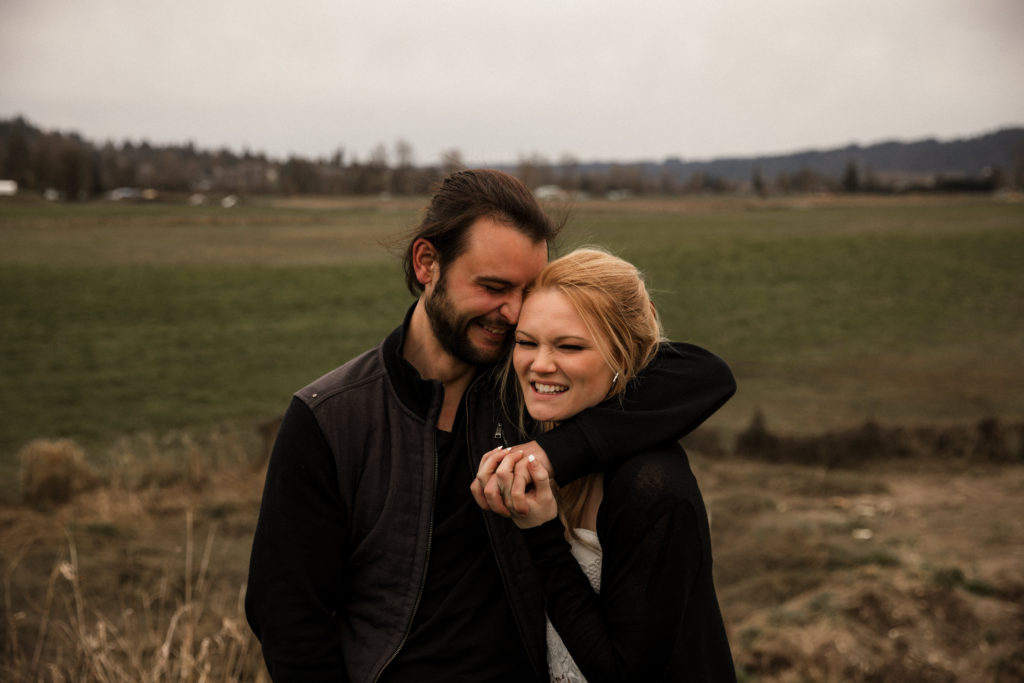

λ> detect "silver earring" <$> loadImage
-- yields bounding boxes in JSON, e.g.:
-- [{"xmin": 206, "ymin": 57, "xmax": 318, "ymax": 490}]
[{"xmin": 611, "ymin": 372, "xmax": 619, "ymax": 386}]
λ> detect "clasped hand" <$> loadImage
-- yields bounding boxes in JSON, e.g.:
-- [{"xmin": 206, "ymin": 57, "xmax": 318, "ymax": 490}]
[{"xmin": 470, "ymin": 442, "xmax": 557, "ymax": 528}]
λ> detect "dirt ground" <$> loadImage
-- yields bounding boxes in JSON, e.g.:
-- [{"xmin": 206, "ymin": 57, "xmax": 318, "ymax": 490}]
[
  {"xmin": 697, "ymin": 454, "xmax": 1024, "ymax": 682},
  {"xmin": 2, "ymin": 446, "xmax": 1022, "ymax": 681}
]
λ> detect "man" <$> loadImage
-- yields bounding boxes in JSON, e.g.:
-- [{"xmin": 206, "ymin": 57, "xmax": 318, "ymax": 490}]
[{"xmin": 246, "ymin": 169, "xmax": 735, "ymax": 682}]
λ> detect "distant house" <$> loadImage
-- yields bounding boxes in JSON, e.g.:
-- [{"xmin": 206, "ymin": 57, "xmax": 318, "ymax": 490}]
[
  {"xmin": 534, "ymin": 184, "xmax": 567, "ymax": 200},
  {"xmin": 109, "ymin": 187, "xmax": 142, "ymax": 201},
  {"xmin": 108, "ymin": 187, "xmax": 159, "ymax": 201}
]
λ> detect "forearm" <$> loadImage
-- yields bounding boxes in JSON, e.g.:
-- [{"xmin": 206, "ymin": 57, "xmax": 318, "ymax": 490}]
[
  {"xmin": 521, "ymin": 520, "xmax": 630, "ymax": 682},
  {"xmin": 522, "ymin": 505, "xmax": 701, "ymax": 683},
  {"xmin": 539, "ymin": 341, "xmax": 735, "ymax": 485}
]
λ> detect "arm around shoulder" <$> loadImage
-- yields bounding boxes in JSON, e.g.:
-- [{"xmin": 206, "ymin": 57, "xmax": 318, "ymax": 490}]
[{"xmin": 539, "ymin": 341, "xmax": 736, "ymax": 484}]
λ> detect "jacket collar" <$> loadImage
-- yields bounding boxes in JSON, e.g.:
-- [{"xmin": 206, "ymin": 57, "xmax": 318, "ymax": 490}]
[{"xmin": 382, "ymin": 303, "xmax": 439, "ymax": 420}]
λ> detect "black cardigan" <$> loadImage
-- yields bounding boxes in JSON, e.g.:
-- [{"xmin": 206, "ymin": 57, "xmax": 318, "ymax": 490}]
[{"xmin": 522, "ymin": 445, "xmax": 737, "ymax": 682}]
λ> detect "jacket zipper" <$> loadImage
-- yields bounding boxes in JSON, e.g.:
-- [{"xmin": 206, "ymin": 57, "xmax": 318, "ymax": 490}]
[{"xmin": 465, "ymin": 387, "xmax": 545, "ymax": 679}]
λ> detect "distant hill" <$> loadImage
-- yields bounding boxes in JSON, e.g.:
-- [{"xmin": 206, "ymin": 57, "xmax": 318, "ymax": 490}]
[
  {"xmin": 2, "ymin": 114, "xmax": 1022, "ymax": 198},
  {"xmin": 574, "ymin": 127, "xmax": 1024, "ymax": 187}
]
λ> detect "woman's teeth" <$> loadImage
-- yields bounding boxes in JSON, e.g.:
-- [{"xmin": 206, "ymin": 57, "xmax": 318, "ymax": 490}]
[{"xmin": 534, "ymin": 382, "xmax": 567, "ymax": 394}]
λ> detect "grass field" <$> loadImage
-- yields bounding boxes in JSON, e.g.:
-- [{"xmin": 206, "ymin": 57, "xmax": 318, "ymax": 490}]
[
  {"xmin": 2, "ymin": 194, "xmax": 1023, "ymax": 490},
  {"xmin": 2, "ymin": 193, "xmax": 1023, "ymax": 682}
]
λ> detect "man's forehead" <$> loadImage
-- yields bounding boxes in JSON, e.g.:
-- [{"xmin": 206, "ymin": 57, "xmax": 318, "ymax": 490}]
[{"xmin": 458, "ymin": 220, "xmax": 548, "ymax": 270}]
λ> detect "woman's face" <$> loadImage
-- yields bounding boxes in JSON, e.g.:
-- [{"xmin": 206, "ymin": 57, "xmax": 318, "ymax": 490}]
[{"xmin": 513, "ymin": 288, "xmax": 616, "ymax": 423}]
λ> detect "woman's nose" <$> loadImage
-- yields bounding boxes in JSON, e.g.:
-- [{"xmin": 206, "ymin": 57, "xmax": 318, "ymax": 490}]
[{"xmin": 531, "ymin": 346, "xmax": 556, "ymax": 372}]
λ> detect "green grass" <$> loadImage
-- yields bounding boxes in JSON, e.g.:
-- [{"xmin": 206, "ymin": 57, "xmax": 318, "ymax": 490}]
[
  {"xmin": 2, "ymin": 195, "xmax": 1023, "ymax": 494},
  {"xmin": 568, "ymin": 200, "xmax": 1024, "ymax": 360},
  {"xmin": 0, "ymin": 263, "xmax": 409, "ymax": 450}
]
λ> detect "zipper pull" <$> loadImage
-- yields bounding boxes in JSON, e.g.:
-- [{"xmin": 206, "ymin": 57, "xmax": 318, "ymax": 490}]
[{"xmin": 493, "ymin": 421, "xmax": 505, "ymax": 445}]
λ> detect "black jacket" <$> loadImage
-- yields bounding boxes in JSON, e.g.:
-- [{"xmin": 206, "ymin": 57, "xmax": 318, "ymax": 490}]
[
  {"xmin": 245, "ymin": 318, "xmax": 735, "ymax": 682},
  {"xmin": 524, "ymin": 445, "xmax": 737, "ymax": 682}
]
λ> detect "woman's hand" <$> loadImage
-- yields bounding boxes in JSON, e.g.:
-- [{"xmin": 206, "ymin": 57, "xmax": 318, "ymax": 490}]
[
  {"xmin": 472, "ymin": 445, "xmax": 557, "ymax": 527},
  {"xmin": 509, "ymin": 454, "xmax": 558, "ymax": 529},
  {"xmin": 472, "ymin": 442, "xmax": 552, "ymax": 515},
  {"xmin": 471, "ymin": 446, "xmax": 523, "ymax": 516}
]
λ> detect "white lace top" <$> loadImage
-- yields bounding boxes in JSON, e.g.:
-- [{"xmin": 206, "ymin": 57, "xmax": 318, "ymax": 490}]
[{"xmin": 546, "ymin": 528, "xmax": 603, "ymax": 683}]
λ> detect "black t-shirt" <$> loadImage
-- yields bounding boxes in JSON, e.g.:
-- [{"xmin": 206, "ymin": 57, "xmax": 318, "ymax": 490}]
[{"xmin": 378, "ymin": 403, "xmax": 535, "ymax": 682}]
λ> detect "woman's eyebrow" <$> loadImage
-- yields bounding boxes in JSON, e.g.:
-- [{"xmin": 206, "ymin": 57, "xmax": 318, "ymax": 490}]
[{"xmin": 514, "ymin": 330, "xmax": 589, "ymax": 344}]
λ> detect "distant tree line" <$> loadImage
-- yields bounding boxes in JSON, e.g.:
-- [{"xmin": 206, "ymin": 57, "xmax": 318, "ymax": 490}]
[{"xmin": 1, "ymin": 115, "xmax": 1021, "ymax": 201}]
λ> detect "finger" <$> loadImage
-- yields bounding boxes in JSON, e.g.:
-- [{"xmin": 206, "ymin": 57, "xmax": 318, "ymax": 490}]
[
  {"xmin": 476, "ymin": 446, "xmax": 508, "ymax": 482},
  {"xmin": 509, "ymin": 456, "xmax": 534, "ymax": 516},
  {"xmin": 526, "ymin": 455, "xmax": 558, "ymax": 520},
  {"xmin": 484, "ymin": 452, "xmax": 521, "ymax": 517},
  {"xmin": 474, "ymin": 447, "xmax": 505, "ymax": 505},
  {"xmin": 483, "ymin": 475, "xmax": 510, "ymax": 516},
  {"xmin": 508, "ymin": 441, "xmax": 553, "ymax": 476},
  {"xmin": 494, "ymin": 450, "xmax": 520, "ymax": 488},
  {"xmin": 529, "ymin": 454, "xmax": 551, "ymax": 486},
  {"xmin": 508, "ymin": 456, "xmax": 558, "ymax": 528},
  {"xmin": 470, "ymin": 477, "xmax": 487, "ymax": 509},
  {"xmin": 494, "ymin": 451, "xmax": 524, "ymax": 512}
]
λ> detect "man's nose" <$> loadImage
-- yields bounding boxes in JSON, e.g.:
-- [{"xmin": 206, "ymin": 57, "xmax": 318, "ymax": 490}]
[{"xmin": 499, "ymin": 292, "xmax": 523, "ymax": 324}]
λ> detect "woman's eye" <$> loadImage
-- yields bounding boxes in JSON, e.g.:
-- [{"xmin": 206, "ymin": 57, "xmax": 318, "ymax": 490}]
[
  {"xmin": 559, "ymin": 345, "xmax": 584, "ymax": 352},
  {"xmin": 514, "ymin": 340, "xmax": 536, "ymax": 348}
]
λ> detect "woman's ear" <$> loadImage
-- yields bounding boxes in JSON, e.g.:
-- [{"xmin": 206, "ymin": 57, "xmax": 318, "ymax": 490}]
[{"xmin": 411, "ymin": 238, "xmax": 440, "ymax": 287}]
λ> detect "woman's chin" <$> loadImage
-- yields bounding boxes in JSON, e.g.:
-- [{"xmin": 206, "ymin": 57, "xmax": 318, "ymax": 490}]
[{"xmin": 525, "ymin": 402, "xmax": 571, "ymax": 424}]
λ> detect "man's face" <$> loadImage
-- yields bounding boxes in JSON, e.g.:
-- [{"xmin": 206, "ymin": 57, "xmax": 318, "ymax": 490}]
[{"xmin": 424, "ymin": 217, "xmax": 548, "ymax": 367}]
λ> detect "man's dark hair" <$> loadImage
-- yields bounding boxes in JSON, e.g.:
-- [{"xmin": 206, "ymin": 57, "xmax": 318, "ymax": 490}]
[{"xmin": 402, "ymin": 169, "xmax": 559, "ymax": 296}]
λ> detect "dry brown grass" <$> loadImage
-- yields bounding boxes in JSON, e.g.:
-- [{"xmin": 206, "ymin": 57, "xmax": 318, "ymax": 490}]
[
  {"xmin": 2, "ymin": 485, "xmax": 268, "ymax": 682},
  {"xmin": 2, "ymin": 515, "xmax": 266, "ymax": 682},
  {"xmin": 2, "ymin": 509, "xmax": 266, "ymax": 679},
  {"xmin": 18, "ymin": 439, "xmax": 98, "ymax": 508},
  {"xmin": 2, "ymin": 426, "xmax": 269, "ymax": 682},
  {"xmin": 2, "ymin": 417, "xmax": 1023, "ymax": 682}
]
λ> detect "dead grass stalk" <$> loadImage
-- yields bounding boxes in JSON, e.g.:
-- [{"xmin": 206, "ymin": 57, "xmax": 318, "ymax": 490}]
[{"xmin": 2, "ymin": 512, "xmax": 266, "ymax": 682}]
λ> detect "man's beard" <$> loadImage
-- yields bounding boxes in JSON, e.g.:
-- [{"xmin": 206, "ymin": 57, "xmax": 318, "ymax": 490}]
[{"xmin": 424, "ymin": 275, "xmax": 511, "ymax": 367}]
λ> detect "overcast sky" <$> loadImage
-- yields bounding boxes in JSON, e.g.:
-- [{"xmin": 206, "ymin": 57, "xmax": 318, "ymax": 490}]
[{"xmin": 2, "ymin": 0, "xmax": 1022, "ymax": 166}]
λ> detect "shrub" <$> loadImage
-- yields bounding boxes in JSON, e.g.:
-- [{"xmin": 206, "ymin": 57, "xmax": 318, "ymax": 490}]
[{"xmin": 17, "ymin": 438, "xmax": 97, "ymax": 506}]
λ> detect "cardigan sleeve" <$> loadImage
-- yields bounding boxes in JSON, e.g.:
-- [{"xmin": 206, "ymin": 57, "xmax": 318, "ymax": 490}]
[
  {"xmin": 245, "ymin": 396, "xmax": 350, "ymax": 682},
  {"xmin": 537, "ymin": 341, "xmax": 735, "ymax": 485},
  {"xmin": 521, "ymin": 467, "xmax": 707, "ymax": 682}
]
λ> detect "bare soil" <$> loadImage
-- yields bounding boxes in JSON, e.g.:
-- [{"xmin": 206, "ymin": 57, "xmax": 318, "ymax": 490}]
[{"xmin": 699, "ymin": 455, "xmax": 1024, "ymax": 682}]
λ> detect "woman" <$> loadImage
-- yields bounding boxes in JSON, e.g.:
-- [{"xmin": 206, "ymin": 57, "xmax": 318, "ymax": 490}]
[{"xmin": 479, "ymin": 248, "xmax": 736, "ymax": 682}]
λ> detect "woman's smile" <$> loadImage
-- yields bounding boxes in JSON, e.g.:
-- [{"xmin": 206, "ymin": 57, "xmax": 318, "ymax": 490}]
[{"xmin": 514, "ymin": 289, "xmax": 615, "ymax": 423}]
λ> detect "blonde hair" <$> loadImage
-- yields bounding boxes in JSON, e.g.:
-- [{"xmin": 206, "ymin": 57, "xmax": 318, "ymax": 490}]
[{"xmin": 506, "ymin": 247, "xmax": 664, "ymax": 541}]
